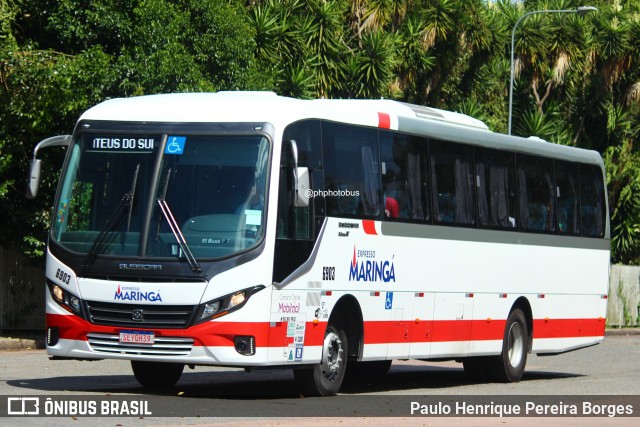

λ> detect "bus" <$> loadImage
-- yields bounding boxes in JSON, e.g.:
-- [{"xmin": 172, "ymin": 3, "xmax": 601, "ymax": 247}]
[{"xmin": 27, "ymin": 92, "xmax": 609, "ymax": 395}]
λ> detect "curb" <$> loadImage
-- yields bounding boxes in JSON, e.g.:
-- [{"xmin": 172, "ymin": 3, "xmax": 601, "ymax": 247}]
[
  {"xmin": 605, "ymin": 328, "xmax": 640, "ymax": 336},
  {"xmin": 0, "ymin": 337, "xmax": 45, "ymax": 351}
]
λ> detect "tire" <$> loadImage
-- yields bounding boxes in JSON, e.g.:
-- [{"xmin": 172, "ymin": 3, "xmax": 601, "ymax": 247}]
[
  {"xmin": 490, "ymin": 308, "xmax": 528, "ymax": 382},
  {"xmin": 294, "ymin": 324, "xmax": 348, "ymax": 396},
  {"xmin": 131, "ymin": 361, "xmax": 184, "ymax": 388}
]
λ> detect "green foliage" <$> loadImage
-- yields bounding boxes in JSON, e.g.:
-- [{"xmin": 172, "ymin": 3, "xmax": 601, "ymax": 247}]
[
  {"xmin": 277, "ymin": 65, "xmax": 316, "ymax": 99},
  {"xmin": 2, "ymin": 0, "xmax": 640, "ymax": 263},
  {"xmin": 0, "ymin": 0, "xmax": 269, "ymax": 257},
  {"xmin": 605, "ymin": 139, "xmax": 640, "ymax": 264}
]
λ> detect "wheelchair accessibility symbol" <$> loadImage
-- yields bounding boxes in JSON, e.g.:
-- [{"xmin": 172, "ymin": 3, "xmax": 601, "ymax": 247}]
[
  {"xmin": 165, "ymin": 136, "xmax": 186, "ymax": 155},
  {"xmin": 385, "ymin": 292, "xmax": 393, "ymax": 310}
]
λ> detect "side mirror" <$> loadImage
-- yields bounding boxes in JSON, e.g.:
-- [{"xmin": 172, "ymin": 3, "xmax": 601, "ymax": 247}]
[
  {"xmin": 294, "ymin": 166, "xmax": 310, "ymax": 208},
  {"xmin": 26, "ymin": 159, "xmax": 42, "ymax": 199},
  {"xmin": 25, "ymin": 135, "xmax": 72, "ymax": 199},
  {"xmin": 286, "ymin": 139, "xmax": 310, "ymax": 208}
]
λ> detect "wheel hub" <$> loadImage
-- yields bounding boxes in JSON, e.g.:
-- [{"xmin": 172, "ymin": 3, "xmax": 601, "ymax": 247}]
[
  {"xmin": 507, "ymin": 322, "xmax": 524, "ymax": 368},
  {"xmin": 320, "ymin": 330, "xmax": 343, "ymax": 380}
]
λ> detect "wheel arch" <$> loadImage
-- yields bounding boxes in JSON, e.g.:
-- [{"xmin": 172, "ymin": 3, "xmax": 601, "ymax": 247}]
[{"xmin": 328, "ymin": 294, "xmax": 364, "ymax": 362}]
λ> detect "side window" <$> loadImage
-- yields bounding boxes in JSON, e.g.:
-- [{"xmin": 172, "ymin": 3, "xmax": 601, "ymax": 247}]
[
  {"xmin": 580, "ymin": 164, "xmax": 606, "ymax": 238},
  {"xmin": 430, "ymin": 140, "xmax": 475, "ymax": 225},
  {"xmin": 322, "ymin": 122, "xmax": 381, "ymax": 219},
  {"xmin": 278, "ymin": 120, "xmax": 321, "ymax": 240},
  {"xmin": 476, "ymin": 148, "xmax": 517, "ymax": 229},
  {"xmin": 517, "ymin": 155, "xmax": 555, "ymax": 233},
  {"xmin": 380, "ymin": 131, "xmax": 430, "ymax": 221},
  {"xmin": 555, "ymin": 161, "xmax": 581, "ymax": 235}
]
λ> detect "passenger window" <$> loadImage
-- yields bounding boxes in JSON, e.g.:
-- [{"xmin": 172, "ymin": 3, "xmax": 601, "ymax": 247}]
[
  {"xmin": 580, "ymin": 164, "xmax": 605, "ymax": 238},
  {"xmin": 476, "ymin": 148, "xmax": 517, "ymax": 229},
  {"xmin": 517, "ymin": 155, "xmax": 555, "ymax": 233},
  {"xmin": 430, "ymin": 140, "xmax": 475, "ymax": 225},
  {"xmin": 380, "ymin": 131, "xmax": 430, "ymax": 221},
  {"xmin": 322, "ymin": 122, "xmax": 381, "ymax": 219},
  {"xmin": 555, "ymin": 161, "xmax": 581, "ymax": 235}
]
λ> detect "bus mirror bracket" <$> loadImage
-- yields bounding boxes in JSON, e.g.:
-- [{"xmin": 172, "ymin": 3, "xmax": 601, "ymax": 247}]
[{"xmin": 26, "ymin": 135, "xmax": 72, "ymax": 199}]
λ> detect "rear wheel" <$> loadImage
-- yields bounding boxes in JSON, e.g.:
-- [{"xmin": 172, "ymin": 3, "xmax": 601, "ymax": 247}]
[
  {"xmin": 490, "ymin": 308, "xmax": 528, "ymax": 382},
  {"xmin": 294, "ymin": 323, "xmax": 348, "ymax": 396},
  {"xmin": 131, "ymin": 361, "xmax": 184, "ymax": 388}
]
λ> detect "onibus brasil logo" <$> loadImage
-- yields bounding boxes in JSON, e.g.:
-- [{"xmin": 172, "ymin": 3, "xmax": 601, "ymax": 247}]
[{"xmin": 348, "ymin": 246, "xmax": 396, "ymax": 283}]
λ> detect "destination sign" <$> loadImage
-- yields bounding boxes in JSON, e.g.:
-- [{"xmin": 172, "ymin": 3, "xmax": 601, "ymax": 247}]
[{"xmin": 89, "ymin": 137, "xmax": 156, "ymax": 152}]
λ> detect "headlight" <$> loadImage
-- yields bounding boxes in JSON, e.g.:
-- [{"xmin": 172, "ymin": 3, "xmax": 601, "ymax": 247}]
[
  {"xmin": 48, "ymin": 281, "xmax": 84, "ymax": 316},
  {"xmin": 194, "ymin": 285, "xmax": 264, "ymax": 324},
  {"xmin": 229, "ymin": 291, "xmax": 246, "ymax": 308}
]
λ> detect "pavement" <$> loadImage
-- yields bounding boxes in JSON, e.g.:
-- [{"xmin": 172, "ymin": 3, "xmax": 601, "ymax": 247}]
[{"xmin": 0, "ymin": 328, "xmax": 639, "ymax": 351}]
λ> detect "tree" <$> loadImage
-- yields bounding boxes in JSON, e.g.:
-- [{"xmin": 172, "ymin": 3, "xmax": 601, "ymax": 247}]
[
  {"xmin": 3, "ymin": 0, "xmax": 640, "ymax": 262},
  {"xmin": 0, "ymin": 0, "xmax": 269, "ymax": 257}
]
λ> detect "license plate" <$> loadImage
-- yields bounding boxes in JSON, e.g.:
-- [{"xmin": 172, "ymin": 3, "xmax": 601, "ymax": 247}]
[{"xmin": 119, "ymin": 330, "xmax": 155, "ymax": 344}]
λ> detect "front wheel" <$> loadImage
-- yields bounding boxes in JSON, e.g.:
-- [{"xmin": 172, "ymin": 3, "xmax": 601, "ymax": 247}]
[
  {"xmin": 131, "ymin": 361, "xmax": 184, "ymax": 388},
  {"xmin": 491, "ymin": 308, "xmax": 528, "ymax": 382},
  {"xmin": 294, "ymin": 324, "xmax": 348, "ymax": 396}
]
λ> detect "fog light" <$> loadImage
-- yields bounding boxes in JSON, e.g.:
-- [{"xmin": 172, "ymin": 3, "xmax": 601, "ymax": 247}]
[
  {"xmin": 47, "ymin": 327, "xmax": 59, "ymax": 346},
  {"xmin": 234, "ymin": 336, "xmax": 255, "ymax": 356}
]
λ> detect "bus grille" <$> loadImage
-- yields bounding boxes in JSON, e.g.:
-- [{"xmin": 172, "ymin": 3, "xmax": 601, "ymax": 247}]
[
  {"xmin": 87, "ymin": 333, "xmax": 194, "ymax": 356},
  {"xmin": 84, "ymin": 300, "xmax": 196, "ymax": 328}
]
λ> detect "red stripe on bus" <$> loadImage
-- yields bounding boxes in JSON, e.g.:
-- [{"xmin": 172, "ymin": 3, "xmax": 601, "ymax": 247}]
[
  {"xmin": 362, "ymin": 318, "xmax": 605, "ymax": 344},
  {"xmin": 377, "ymin": 112, "xmax": 391, "ymax": 129},
  {"xmin": 46, "ymin": 313, "xmax": 274, "ymax": 348},
  {"xmin": 532, "ymin": 317, "xmax": 606, "ymax": 339},
  {"xmin": 47, "ymin": 314, "xmax": 605, "ymax": 348},
  {"xmin": 362, "ymin": 220, "xmax": 377, "ymax": 235}
]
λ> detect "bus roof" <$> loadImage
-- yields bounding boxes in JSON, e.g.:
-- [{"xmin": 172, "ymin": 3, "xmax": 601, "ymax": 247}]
[
  {"xmin": 79, "ymin": 91, "xmax": 487, "ymax": 129},
  {"xmin": 78, "ymin": 91, "xmax": 604, "ymax": 167}
]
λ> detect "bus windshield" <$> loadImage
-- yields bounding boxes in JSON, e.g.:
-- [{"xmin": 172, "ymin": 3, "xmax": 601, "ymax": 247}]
[{"xmin": 52, "ymin": 132, "xmax": 270, "ymax": 262}]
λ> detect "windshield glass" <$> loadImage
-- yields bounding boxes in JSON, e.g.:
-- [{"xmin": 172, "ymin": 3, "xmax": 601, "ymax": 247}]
[{"xmin": 52, "ymin": 132, "xmax": 270, "ymax": 261}]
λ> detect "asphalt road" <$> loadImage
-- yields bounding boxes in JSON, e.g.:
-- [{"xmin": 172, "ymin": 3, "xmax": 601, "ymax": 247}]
[{"xmin": 1, "ymin": 334, "xmax": 639, "ymax": 426}]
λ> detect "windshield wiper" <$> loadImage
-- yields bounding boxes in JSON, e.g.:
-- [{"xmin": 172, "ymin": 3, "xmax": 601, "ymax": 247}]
[
  {"xmin": 157, "ymin": 198, "xmax": 202, "ymax": 273},
  {"xmin": 81, "ymin": 164, "xmax": 139, "ymax": 272},
  {"xmin": 124, "ymin": 164, "xmax": 140, "ymax": 238}
]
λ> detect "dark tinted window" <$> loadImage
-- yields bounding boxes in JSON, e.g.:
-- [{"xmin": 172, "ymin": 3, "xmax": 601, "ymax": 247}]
[
  {"xmin": 322, "ymin": 122, "xmax": 381, "ymax": 219},
  {"xmin": 380, "ymin": 131, "xmax": 430, "ymax": 221},
  {"xmin": 580, "ymin": 164, "xmax": 606, "ymax": 237},
  {"xmin": 476, "ymin": 148, "xmax": 517, "ymax": 229},
  {"xmin": 555, "ymin": 161, "xmax": 581, "ymax": 235},
  {"xmin": 430, "ymin": 140, "xmax": 475, "ymax": 225},
  {"xmin": 517, "ymin": 155, "xmax": 556, "ymax": 232}
]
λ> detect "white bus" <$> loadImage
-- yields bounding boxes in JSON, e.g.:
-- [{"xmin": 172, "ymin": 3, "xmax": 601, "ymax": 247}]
[{"xmin": 28, "ymin": 92, "xmax": 609, "ymax": 395}]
